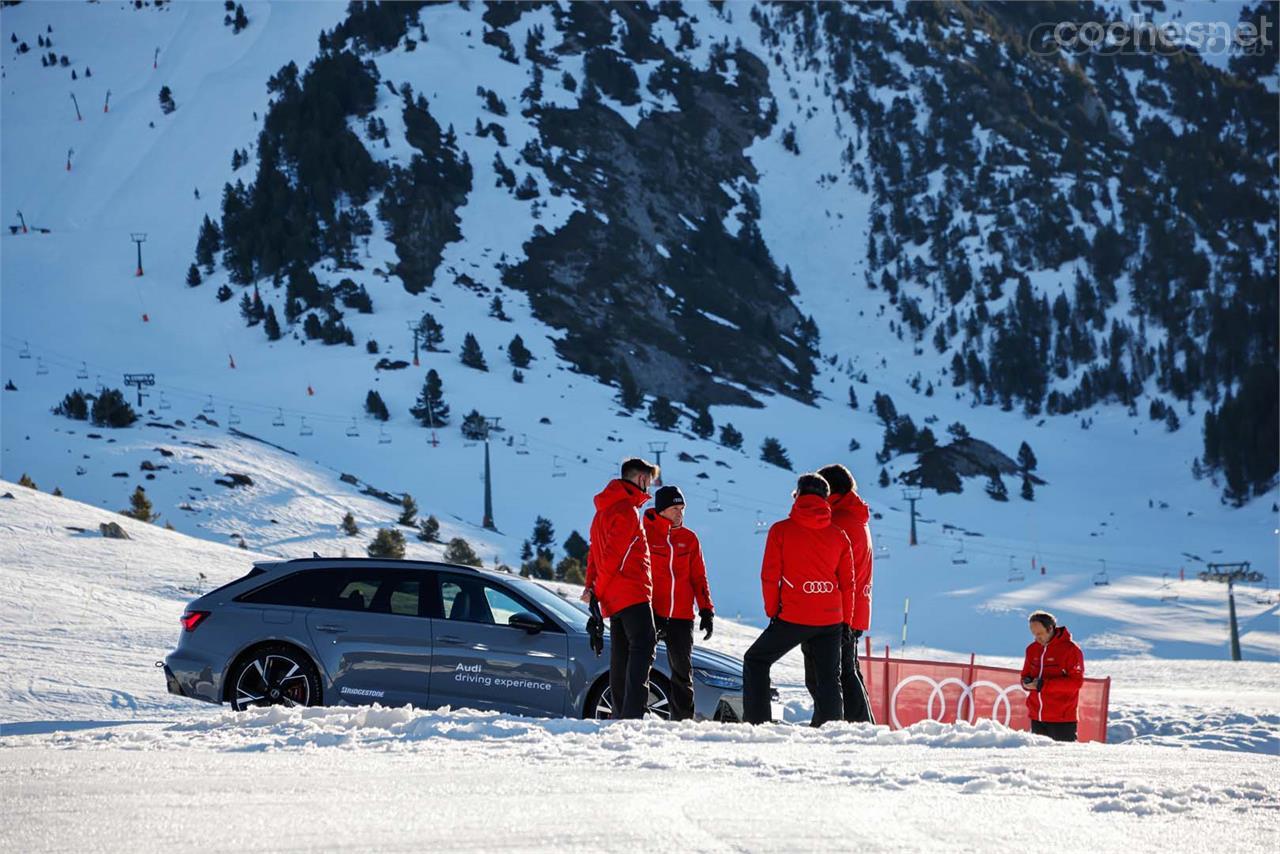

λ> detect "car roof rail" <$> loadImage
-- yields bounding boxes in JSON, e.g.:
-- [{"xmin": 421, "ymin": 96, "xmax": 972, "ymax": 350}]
[{"xmin": 276, "ymin": 556, "xmax": 483, "ymax": 573}]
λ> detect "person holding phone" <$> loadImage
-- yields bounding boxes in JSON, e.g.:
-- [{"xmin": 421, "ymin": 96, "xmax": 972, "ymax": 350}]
[{"xmin": 1020, "ymin": 610, "xmax": 1084, "ymax": 742}]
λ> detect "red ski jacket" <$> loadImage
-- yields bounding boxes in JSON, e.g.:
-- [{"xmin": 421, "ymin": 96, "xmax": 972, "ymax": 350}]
[
  {"xmin": 1020, "ymin": 626, "xmax": 1085, "ymax": 723},
  {"xmin": 760, "ymin": 495, "xmax": 854, "ymax": 627},
  {"xmin": 829, "ymin": 491, "xmax": 873, "ymax": 631},
  {"xmin": 584, "ymin": 479, "xmax": 652, "ymax": 618},
  {"xmin": 642, "ymin": 509, "xmax": 714, "ymax": 621}
]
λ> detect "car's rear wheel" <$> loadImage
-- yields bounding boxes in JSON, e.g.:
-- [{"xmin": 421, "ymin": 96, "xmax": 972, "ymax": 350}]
[
  {"xmin": 228, "ymin": 644, "xmax": 321, "ymax": 711},
  {"xmin": 586, "ymin": 671, "xmax": 672, "ymax": 720}
]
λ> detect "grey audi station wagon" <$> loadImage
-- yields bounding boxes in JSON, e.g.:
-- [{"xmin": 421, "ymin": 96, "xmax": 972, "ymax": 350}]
[{"xmin": 163, "ymin": 557, "xmax": 756, "ymax": 721}]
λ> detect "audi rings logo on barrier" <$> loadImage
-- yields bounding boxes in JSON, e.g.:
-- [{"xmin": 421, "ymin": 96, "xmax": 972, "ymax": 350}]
[
  {"xmin": 802, "ymin": 581, "xmax": 835, "ymax": 593},
  {"xmin": 889, "ymin": 676, "xmax": 1029, "ymax": 729}
]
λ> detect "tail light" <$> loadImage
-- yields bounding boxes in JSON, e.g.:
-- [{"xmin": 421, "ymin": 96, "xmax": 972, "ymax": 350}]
[{"xmin": 180, "ymin": 610, "xmax": 210, "ymax": 632}]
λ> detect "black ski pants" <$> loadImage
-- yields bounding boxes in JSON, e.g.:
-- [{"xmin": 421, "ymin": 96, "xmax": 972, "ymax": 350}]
[
  {"xmin": 654, "ymin": 616, "xmax": 696, "ymax": 721},
  {"xmin": 802, "ymin": 626, "xmax": 876, "ymax": 724},
  {"xmin": 743, "ymin": 619, "xmax": 843, "ymax": 726},
  {"xmin": 1030, "ymin": 720, "xmax": 1078, "ymax": 742},
  {"xmin": 609, "ymin": 602, "xmax": 657, "ymax": 719}
]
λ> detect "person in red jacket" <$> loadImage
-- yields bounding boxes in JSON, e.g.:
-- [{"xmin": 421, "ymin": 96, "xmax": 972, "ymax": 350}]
[
  {"xmin": 1019, "ymin": 610, "xmax": 1085, "ymax": 742},
  {"xmin": 742, "ymin": 473, "xmax": 854, "ymax": 726},
  {"xmin": 584, "ymin": 457, "xmax": 659, "ymax": 719},
  {"xmin": 643, "ymin": 485, "xmax": 715, "ymax": 722},
  {"xmin": 799, "ymin": 464, "xmax": 875, "ymax": 723}
]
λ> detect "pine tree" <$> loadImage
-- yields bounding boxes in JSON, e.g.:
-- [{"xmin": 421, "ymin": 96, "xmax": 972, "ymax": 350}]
[
  {"xmin": 879, "ymin": 468, "xmax": 890, "ymax": 488},
  {"xmin": 531, "ymin": 516, "xmax": 555, "ymax": 561},
  {"xmin": 1020, "ymin": 474, "xmax": 1035, "ymax": 501},
  {"xmin": 216, "ymin": 284, "xmax": 233, "ymax": 303},
  {"xmin": 398, "ymin": 493, "xmax": 418, "ymax": 527},
  {"xmin": 185, "ymin": 263, "xmax": 202, "ymax": 287},
  {"xmin": 91, "ymin": 389, "xmax": 138, "ymax": 428},
  {"xmin": 263, "ymin": 305, "xmax": 282, "ymax": 340},
  {"xmin": 489, "ymin": 295, "xmax": 509, "ymax": 320},
  {"xmin": 418, "ymin": 312, "xmax": 445, "ymax": 351},
  {"xmin": 367, "ymin": 527, "xmax": 406, "ymax": 558},
  {"xmin": 365, "ymin": 389, "xmax": 389, "ymax": 421},
  {"xmin": 124, "ymin": 485, "xmax": 156, "ymax": 521},
  {"xmin": 617, "ymin": 363, "xmax": 643, "ymax": 411},
  {"xmin": 417, "ymin": 514, "xmax": 440, "ymax": 543},
  {"xmin": 196, "ymin": 215, "xmax": 221, "ymax": 274},
  {"xmin": 409, "ymin": 370, "xmax": 449, "ymax": 426},
  {"xmin": 52, "ymin": 486, "xmax": 63, "ymax": 497},
  {"xmin": 159, "ymin": 85, "xmax": 176, "ymax": 114},
  {"xmin": 760, "ymin": 437, "xmax": 792, "ymax": 469},
  {"xmin": 1016, "ymin": 441, "xmax": 1038, "ymax": 472},
  {"xmin": 719, "ymin": 422, "xmax": 743, "ymax": 450},
  {"xmin": 239, "ymin": 292, "xmax": 257, "ymax": 325},
  {"xmin": 563, "ymin": 530, "xmax": 588, "ymax": 562},
  {"xmin": 512, "ymin": 368, "xmax": 524, "ymax": 383},
  {"xmin": 18, "ymin": 473, "xmax": 37, "ymax": 489},
  {"xmin": 54, "ymin": 389, "xmax": 90, "ymax": 420},
  {"xmin": 508, "ymin": 334, "xmax": 532, "ymax": 368},
  {"xmin": 648, "ymin": 396, "xmax": 678, "ymax": 431},
  {"xmin": 985, "ymin": 472, "xmax": 1009, "ymax": 502},
  {"xmin": 460, "ymin": 410, "xmax": 488, "ymax": 440},
  {"xmin": 341, "ymin": 511, "xmax": 359, "ymax": 536},
  {"xmin": 848, "ymin": 386, "xmax": 859, "ymax": 409},
  {"xmin": 444, "ymin": 537, "xmax": 482, "ymax": 567},
  {"xmin": 460, "ymin": 332, "xmax": 488, "ymax": 371},
  {"xmin": 233, "ymin": 3, "xmax": 249, "ymax": 32},
  {"xmin": 557, "ymin": 556, "xmax": 585, "ymax": 585},
  {"xmin": 691, "ymin": 405, "xmax": 714, "ymax": 439}
]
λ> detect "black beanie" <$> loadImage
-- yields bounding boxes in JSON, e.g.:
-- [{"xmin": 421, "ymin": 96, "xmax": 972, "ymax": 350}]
[{"xmin": 654, "ymin": 485, "xmax": 685, "ymax": 514}]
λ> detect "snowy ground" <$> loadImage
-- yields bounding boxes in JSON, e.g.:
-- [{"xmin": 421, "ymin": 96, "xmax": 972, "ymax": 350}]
[{"xmin": 2, "ymin": 483, "xmax": 1277, "ymax": 852}]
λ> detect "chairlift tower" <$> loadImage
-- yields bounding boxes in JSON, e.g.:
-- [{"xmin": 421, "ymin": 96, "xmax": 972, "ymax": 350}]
[
  {"xmin": 481, "ymin": 416, "xmax": 501, "ymax": 531},
  {"xmin": 1204, "ymin": 562, "xmax": 1253, "ymax": 661},
  {"xmin": 647, "ymin": 440, "xmax": 667, "ymax": 486},
  {"xmin": 130, "ymin": 232, "xmax": 148, "ymax": 276},
  {"xmin": 122, "ymin": 372, "xmax": 155, "ymax": 407},
  {"xmin": 902, "ymin": 485, "xmax": 922, "ymax": 546}
]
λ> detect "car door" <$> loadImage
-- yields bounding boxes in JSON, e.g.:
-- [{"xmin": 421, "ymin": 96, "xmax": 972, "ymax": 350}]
[
  {"xmin": 305, "ymin": 567, "xmax": 434, "ymax": 707},
  {"xmin": 427, "ymin": 572, "xmax": 569, "ymax": 717}
]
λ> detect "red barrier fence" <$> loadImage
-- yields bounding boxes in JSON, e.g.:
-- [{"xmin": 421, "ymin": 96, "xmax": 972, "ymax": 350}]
[{"xmin": 859, "ymin": 640, "xmax": 1111, "ymax": 743}]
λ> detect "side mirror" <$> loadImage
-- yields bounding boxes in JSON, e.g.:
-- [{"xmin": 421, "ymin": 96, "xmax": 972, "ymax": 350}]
[{"xmin": 508, "ymin": 611, "xmax": 546, "ymax": 634}]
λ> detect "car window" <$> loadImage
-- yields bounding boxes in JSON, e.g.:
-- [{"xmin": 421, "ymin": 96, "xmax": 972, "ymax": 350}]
[
  {"xmin": 237, "ymin": 569, "xmax": 344, "ymax": 608},
  {"xmin": 387, "ymin": 580, "xmax": 420, "ymax": 616},
  {"xmin": 438, "ymin": 574, "xmax": 543, "ymax": 627},
  {"xmin": 335, "ymin": 579, "xmax": 380, "ymax": 611}
]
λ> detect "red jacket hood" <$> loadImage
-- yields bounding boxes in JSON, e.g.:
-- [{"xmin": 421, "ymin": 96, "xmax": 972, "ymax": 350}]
[
  {"xmin": 829, "ymin": 491, "xmax": 869, "ymax": 525},
  {"xmin": 790, "ymin": 494, "xmax": 833, "ymax": 529},
  {"xmin": 594, "ymin": 479, "xmax": 650, "ymax": 512}
]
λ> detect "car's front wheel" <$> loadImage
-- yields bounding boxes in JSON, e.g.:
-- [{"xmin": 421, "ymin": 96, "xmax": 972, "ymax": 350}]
[
  {"xmin": 587, "ymin": 671, "xmax": 672, "ymax": 720},
  {"xmin": 228, "ymin": 644, "xmax": 321, "ymax": 711}
]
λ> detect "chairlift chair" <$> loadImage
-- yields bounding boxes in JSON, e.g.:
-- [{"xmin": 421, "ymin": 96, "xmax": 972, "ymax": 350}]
[
  {"xmin": 708, "ymin": 488, "xmax": 724, "ymax": 513},
  {"xmin": 876, "ymin": 543, "xmax": 891, "ymax": 561},
  {"xmin": 378, "ymin": 425, "xmax": 391, "ymax": 445},
  {"xmin": 76, "ymin": 361, "xmax": 89, "ymax": 379},
  {"xmin": 202, "ymin": 395, "xmax": 216, "ymax": 414},
  {"xmin": 18, "ymin": 340, "xmax": 31, "ymax": 359},
  {"xmin": 1160, "ymin": 571, "xmax": 1178, "ymax": 602},
  {"xmin": 1092, "ymin": 560, "xmax": 1110, "ymax": 586},
  {"xmin": 272, "ymin": 407, "xmax": 285, "ymax": 427},
  {"xmin": 158, "ymin": 392, "xmax": 171, "ymax": 410},
  {"xmin": 1255, "ymin": 578, "xmax": 1273, "ymax": 605},
  {"xmin": 515, "ymin": 433, "xmax": 530, "ymax": 455},
  {"xmin": 1007, "ymin": 556, "xmax": 1025, "ymax": 583},
  {"xmin": 754, "ymin": 511, "xmax": 768, "ymax": 535},
  {"xmin": 551, "ymin": 455, "xmax": 566, "ymax": 478},
  {"xmin": 299, "ymin": 416, "xmax": 313, "ymax": 437},
  {"xmin": 951, "ymin": 538, "xmax": 968, "ymax": 565},
  {"xmin": 94, "ymin": 375, "xmax": 105, "ymax": 393},
  {"xmin": 228, "ymin": 406, "xmax": 241, "ymax": 426},
  {"xmin": 35, "ymin": 357, "xmax": 48, "ymax": 376},
  {"xmin": 346, "ymin": 417, "xmax": 360, "ymax": 438}
]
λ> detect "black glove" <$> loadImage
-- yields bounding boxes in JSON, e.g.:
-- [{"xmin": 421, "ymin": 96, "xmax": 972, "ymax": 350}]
[
  {"xmin": 1034, "ymin": 677, "xmax": 1043, "ymax": 692},
  {"xmin": 587, "ymin": 595, "xmax": 604, "ymax": 657},
  {"xmin": 850, "ymin": 629, "xmax": 863, "ymax": 641},
  {"xmin": 699, "ymin": 609, "xmax": 714, "ymax": 640}
]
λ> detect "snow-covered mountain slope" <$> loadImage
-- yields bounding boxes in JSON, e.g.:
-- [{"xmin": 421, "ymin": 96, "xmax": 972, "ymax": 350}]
[
  {"xmin": 1, "ymin": 1, "xmax": 1276, "ymax": 662},
  {"xmin": 1, "ymin": 483, "xmax": 1278, "ymax": 852}
]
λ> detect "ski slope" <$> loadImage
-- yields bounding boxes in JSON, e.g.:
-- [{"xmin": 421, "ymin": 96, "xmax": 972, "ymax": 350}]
[
  {"xmin": 1, "ymin": 481, "xmax": 1277, "ymax": 852},
  {"xmin": 1, "ymin": 0, "xmax": 1277, "ymax": 666}
]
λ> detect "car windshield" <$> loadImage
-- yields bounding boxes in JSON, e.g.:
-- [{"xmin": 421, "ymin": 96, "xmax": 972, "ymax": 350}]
[{"xmin": 508, "ymin": 578, "xmax": 589, "ymax": 629}]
